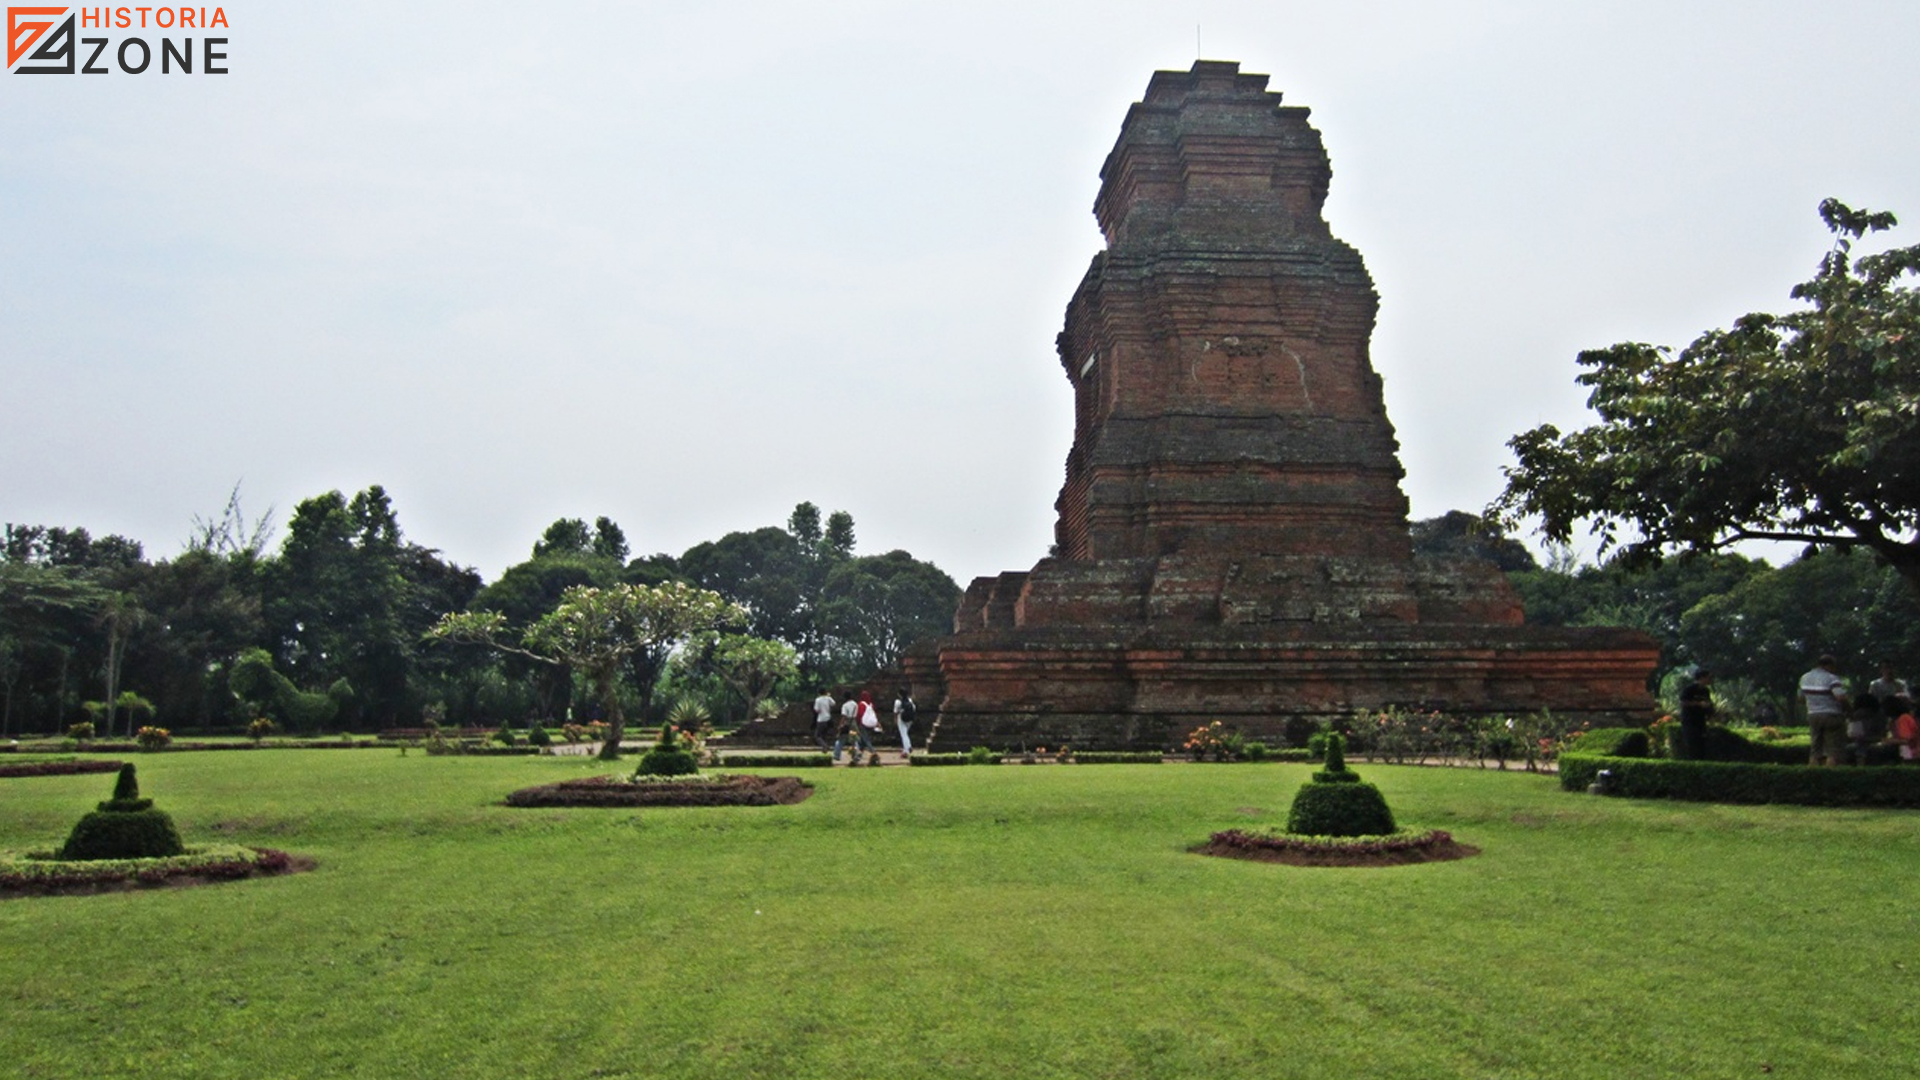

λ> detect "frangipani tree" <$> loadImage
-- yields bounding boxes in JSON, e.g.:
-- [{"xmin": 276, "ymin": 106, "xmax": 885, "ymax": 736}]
[
  {"xmin": 428, "ymin": 581, "xmax": 743, "ymax": 760},
  {"xmin": 697, "ymin": 633, "xmax": 799, "ymax": 727}
]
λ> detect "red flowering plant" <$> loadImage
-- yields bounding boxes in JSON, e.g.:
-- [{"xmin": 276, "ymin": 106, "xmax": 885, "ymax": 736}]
[{"xmin": 135, "ymin": 726, "xmax": 172, "ymax": 751}]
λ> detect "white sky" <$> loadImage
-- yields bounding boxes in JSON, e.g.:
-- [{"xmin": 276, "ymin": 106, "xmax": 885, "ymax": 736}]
[{"xmin": 4, "ymin": 1, "xmax": 1918, "ymax": 584}]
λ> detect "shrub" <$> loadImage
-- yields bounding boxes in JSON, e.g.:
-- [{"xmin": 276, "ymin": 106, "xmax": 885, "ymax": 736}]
[
  {"xmin": 57, "ymin": 764, "xmax": 185, "ymax": 860},
  {"xmin": 68, "ymin": 721, "xmax": 95, "ymax": 742},
  {"xmin": 493, "ymin": 722, "xmax": 517, "ymax": 747},
  {"xmin": 527, "ymin": 725, "xmax": 552, "ymax": 748},
  {"xmin": 716, "ymin": 752, "xmax": 832, "ymax": 769},
  {"xmin": 908, "ymin": 753, "xmax": 973, "ymax": 767},
  {"xmin": 1241, "ymin": 742, "xmax": 1269, "ymax": 762},
  {"xmin": 967, "ymin": 746, "xmax": 1000, "ymax": 766},
  {"xmin": 135, "ymin": 726, "xmax": 172, "ymax": 751},
  {"xmin": 1560, "ymin": 752, "xmax": 1920, "ymax": 807},
  {"xmin": 1285, "ymin": 733, "xmax": 1398, "ymax": 837},
  {"xmin": 1306, "ymin": 731, "xmax": 1328, "ymax": 761},
  {"xmin": 1312, "ymin": 732, "xmax": 1361, "ymax": 783},
  {"xmin": 1064, "ymin": 751, "xmax": 1164, "ymax": 765},
  {"xmin": 1565, "ymin": 727, "xmax": 1651, "ymax": 758},
  {"xmin": 1285, "ymin": 781, "xmax": 1398, "ymax": 837},
  {"xmin": 634, "ymin": 725, "xmax": 699, "ymax": 778},
  {"xmin": 247, "ymin": 717, "xmax": 278, "ymax": 743}
]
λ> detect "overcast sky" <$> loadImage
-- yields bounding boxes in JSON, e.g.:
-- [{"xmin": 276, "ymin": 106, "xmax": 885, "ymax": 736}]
[{"xmin": 5, "ymin": 1, "xmax": 1918, "ymax": 585}]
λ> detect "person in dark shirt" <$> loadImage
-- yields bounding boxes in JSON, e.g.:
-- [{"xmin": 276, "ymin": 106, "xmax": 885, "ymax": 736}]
[{"xmin": 1677, "ymin": 669, "xmax": 1715, "ymax": 760}]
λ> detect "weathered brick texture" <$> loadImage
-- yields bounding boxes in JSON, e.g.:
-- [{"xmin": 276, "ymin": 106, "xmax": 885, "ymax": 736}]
[{"xmin": 907, "ymin": 61, "xmax": 1657, "ymax": 749}]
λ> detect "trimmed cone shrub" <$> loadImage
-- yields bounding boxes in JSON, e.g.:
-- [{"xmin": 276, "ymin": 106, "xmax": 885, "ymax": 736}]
[
  {"xmin": 527, "ymin": 724, "xmax": 552, "ymax": 748},
  {"xmin": 1312, "ymin": 732, "xmax": 1362, "ymax": 784},
  {"xmin": 635, "ymin": 725, "xmax": 699, "ymax": 778},
  {"xmin": 1285, "ymin": 781, "xmax": 1398, "ymax": 837},
  {"xmin": 1285, "ymin": 734, "xmax": 1398, "ymax": 836},
  {"xmin": 58, "ymin": 764, "xmax": 185, "ymax": 860}
]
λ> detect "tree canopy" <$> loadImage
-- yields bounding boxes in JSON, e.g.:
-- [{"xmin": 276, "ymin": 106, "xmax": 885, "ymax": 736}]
[{"xmin": 1492, "ymin": 199, "xmax": 1920, "ymax": 599}]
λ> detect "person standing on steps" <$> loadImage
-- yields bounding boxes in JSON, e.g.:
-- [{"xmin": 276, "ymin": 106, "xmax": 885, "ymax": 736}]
[{"xmin": 892, "ymin": 686, "xmax": 917, "ymax": 759}]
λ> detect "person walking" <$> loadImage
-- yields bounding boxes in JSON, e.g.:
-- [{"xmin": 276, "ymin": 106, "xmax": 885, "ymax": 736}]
[
  {"xmin": 811, "ymin": 688, "xmax": 837, "ymax": 752},
  {"xmin": 1801, "ymin": 654, "xmax": 1850, "ymax": 767},
  {"xmin": 1677, "ymin": 669, "xmax": 1715, "ymax": 760},
  {"xmin": 892, "ymin": 686, "xmax": 917, "ymax": 758}
]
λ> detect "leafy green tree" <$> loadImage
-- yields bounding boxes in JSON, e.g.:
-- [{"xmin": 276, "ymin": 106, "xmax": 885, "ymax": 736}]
[
  {"xmin": 787, "ymin": 502, "xmax": 822, "ymax": 546},
  {"xmin": 825, "ymin": 511, "xmax": 857, "ymax": 561},
  {"xmin": 1493, "ymin": 199, "xmax": 1920, "ymax": 600},
  {"xmin": 1680, "ymin": 548, "xmax": 1920, "ymax": 700},
  {"xmin": 261, "ymin": 486, "xmax": 478, "ymax": 728},
  {"xmin": 1409, "ymin": 511, "xmax": 1537, "ymax": 572},
  {"xmin": 691, "ymin": 633, "xmax": 799, "ymax": 726},
  {"xmin": 817, "ymin": 550, "xmax": 961, "ymax": 677},
  {"xmin": 428, "ymin": 582, "xmax": 744, "ymax": 760}
]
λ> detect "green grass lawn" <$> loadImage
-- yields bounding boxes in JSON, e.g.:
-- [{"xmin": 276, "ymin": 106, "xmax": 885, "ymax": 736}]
[{"xmin": 3, "ymin": 753, "xmax": 1916, "ymax": 1079}]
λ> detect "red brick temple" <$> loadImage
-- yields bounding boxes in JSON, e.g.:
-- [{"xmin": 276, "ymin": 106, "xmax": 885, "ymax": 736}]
[{"xmin": 899, "ymin": 61, "xmax": 1656, "ymax": 750}]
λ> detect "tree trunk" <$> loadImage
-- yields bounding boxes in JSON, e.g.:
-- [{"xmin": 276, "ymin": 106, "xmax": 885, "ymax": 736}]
[{"xmin": 594, "ymin": 668, "xmax": 624, "ymax": 761}]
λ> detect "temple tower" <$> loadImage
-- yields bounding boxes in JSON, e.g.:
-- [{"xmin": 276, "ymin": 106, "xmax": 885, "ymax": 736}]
[{"xmin": 902, "ymin": 62, "xmax": 1655, "ymax": 749}]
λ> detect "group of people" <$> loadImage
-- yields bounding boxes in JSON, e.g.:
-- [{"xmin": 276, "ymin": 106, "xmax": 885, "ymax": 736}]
[
  {"xmin": 810, "ymin": 686, "xmax": 917, "ymax": 765},
  {"xmin": 1799, "ymin": 656, "xmax": 1916, "ymax": 766},
  {"xmin": 1674, "ymin": 657, "xmax": 1916, "ymax": 766}
]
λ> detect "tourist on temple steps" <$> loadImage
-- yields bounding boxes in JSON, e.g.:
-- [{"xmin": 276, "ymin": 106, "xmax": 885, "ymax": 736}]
[
  {"xmin": 1677, "ymin": 669, "xmax": 1715, "ymax": 760},
  {"xmin": 892, "ymin": 686, "xmax": 917, "ymax": 759},
  {"xmin": 1800, "ymin": 654, "xmax": 1850, "ymax": 767},
  {"xmin": 811, "ymin": 687, "xmax": 837, "ymax": 752}
]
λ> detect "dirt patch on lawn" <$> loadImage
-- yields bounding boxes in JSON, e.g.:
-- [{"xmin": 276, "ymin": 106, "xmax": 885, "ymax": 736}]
[
  {"xmin": 1195, "ymin": 829, "xmax": 1479, "ymax": 868},
  {"xmin": 0, "ymin": 849, "xmax": 314, "ymax": 900},
  {"xmin": 504, "ymin": 774, "xmax": 813, "ymax": 808}
]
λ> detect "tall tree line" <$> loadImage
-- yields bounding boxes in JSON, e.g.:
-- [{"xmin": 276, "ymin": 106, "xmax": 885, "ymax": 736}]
[{"xmin": 1, "ymin": 492, "xmax": 956, "ymax": 735}]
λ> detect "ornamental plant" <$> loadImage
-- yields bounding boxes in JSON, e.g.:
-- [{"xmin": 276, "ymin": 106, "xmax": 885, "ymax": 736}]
[
  {"xmin": 634, "ymin": 725, "xmax": 699, "ymax": 778},
  {"xmin": 1286, "ymin": 733, "xmax": 1398, "ymax": 837},
  {"xmin": 247, "ymin": 717, "xmax": 277, "ymax": 742},
  {"xmin": 135, "ymin": 726, "xmax": 172, "ymax": 751},
  {"xmin": 58, "ymin": 763, "xmax": 186, "ymax": 860}
]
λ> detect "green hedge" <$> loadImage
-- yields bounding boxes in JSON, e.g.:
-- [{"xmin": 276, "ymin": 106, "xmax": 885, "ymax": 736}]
[
  {"xmin": 716, "ymin": 753, "xmax": 832, "ymax": 769},
  {"xmin": 908, "ymin": 753, "xmax": 986, "ymax": 767},
  {"xmin": 1565, "ymin": 727, "xmax": 1651, "ymax": 757},
  {"xmin": 1066, "ymin": 752, "xmax": 1165, "ymax": 765},
  {"xmin": 1561, "ymin": 753, "xmax": 1920, "ymax": 807}
]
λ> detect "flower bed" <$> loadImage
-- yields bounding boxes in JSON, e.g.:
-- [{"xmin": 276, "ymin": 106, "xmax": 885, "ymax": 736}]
[
  {"xmin": 503, "ymin": 774, "xmax": 813, "ymax": 808},
  {"xmin": 0, "ymin": 845, "xmax": 304, "ymax": 898},
  {"xmin": 1197, "ymin": 828, "xmax": 1476, "ymax": 867},
  {"xmin": 0, "ymin": 759, "xmax": 127, "ymax": 779}
]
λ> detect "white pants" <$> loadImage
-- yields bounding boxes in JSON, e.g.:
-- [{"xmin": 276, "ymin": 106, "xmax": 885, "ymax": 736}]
[{"xmin": 896, "ymin": 719, "xmax": 912, "ymax": 753}]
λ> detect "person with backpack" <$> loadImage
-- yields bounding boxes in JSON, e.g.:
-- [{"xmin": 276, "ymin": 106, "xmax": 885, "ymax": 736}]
[{"xmin": 892, "ymin": 686, "xmax": 917, "ymax": 758}]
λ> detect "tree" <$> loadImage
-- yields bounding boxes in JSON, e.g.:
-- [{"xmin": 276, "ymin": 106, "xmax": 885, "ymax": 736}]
[
  {"xmin": 261, "ymin": 485, "xmax": 477, "ymax": 728},
  {"xmin": 427, "ymin": 582, "xmax": 744, "ymax": 760},
  {"xmin": 824, "ymin": 511, "xmax": 857, "ymax": 560},
  {"xmin": 1409, "ymin": 511, "xmax": 1537, "ymax": 572},
  {"xmin": 1492, "ymin": 199, "xmax": 1920, "ymax": 600},
  {"xmin": 816, "ymin": 550, "xmax": 961, "ymax": 677},
  {"xmin": 697, "ymin": 633, "xmax": 799, "ymax": 725}
]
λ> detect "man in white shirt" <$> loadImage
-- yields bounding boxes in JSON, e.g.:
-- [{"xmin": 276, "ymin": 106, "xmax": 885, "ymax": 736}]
[
  {"xmin": 811, "ymin": 689, "xmax": 836, "ymax": 752},
  {"xmin": 1800, "ymin": 654, "xmax": 1849, "ymax": 767}
]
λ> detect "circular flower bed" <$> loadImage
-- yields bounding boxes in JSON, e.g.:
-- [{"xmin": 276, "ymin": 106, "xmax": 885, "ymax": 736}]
[
  {"xmin": 0, "ymin": 845, "xmax": 308, "ymax": 899},
  {"xmin": 504, "ymin": 773, "xmax": 813, "ymax": 808},
  {"xmin": 1197, "ymin": 828, "xmax": 1478, "ymax": 867}
]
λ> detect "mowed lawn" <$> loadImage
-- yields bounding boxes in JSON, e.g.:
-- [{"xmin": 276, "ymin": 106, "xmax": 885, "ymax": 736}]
[{"xmin": 3, "ymin": 751, "xmax": 1917, "ymax": 1079}]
